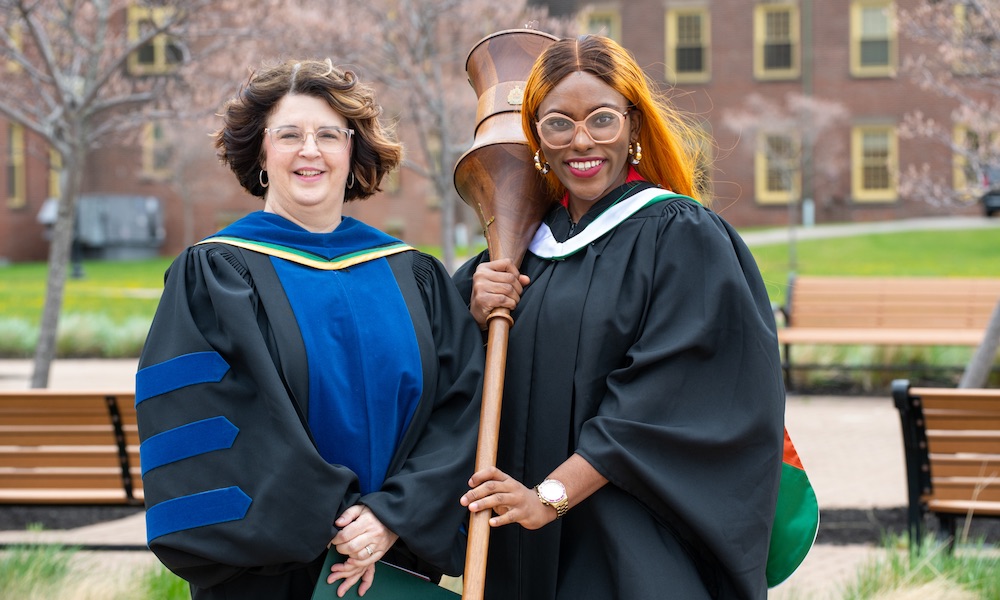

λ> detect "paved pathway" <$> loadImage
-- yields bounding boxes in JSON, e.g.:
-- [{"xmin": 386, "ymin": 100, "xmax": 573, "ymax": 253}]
[{"xmin": 739, "ymin": 215, "xmax": 1000, "ymax": 247}]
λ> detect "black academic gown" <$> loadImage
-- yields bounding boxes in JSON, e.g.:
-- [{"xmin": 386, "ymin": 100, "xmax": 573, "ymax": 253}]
[
  {"xmin": 454, "ymin": 182, "xmax": 786, "ymax": 600},
  {"xmin": 138, "ymin": 240, "xmax": 483, "ymax": 599}
]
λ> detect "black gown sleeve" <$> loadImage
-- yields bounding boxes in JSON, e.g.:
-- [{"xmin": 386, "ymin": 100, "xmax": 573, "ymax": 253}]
[
  {"xmin": 136, "ymin": 245, "xmax": 361, "ymax": 588},
  {"xmin": 574, "ymin": 200, "xmax": 785, "ymax": 593}
]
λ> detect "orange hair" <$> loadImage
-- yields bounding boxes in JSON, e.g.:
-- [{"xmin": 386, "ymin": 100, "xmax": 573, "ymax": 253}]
[{"xmin": 521, "ymin": 35, "xmax": 708, "ymax": 204}]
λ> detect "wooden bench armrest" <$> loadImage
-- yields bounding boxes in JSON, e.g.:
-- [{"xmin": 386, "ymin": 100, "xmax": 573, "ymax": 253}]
[{"xmin": 925, "ymin": 499, "xmax": 1000, "ymax": 516}]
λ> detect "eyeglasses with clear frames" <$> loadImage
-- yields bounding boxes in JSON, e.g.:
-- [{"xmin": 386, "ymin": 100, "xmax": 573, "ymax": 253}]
[
  {"xmin": 265, "ymin": 126, "xmax": 355, "ymax": 153},
  {"xmin": 535, "ymin": 107, "xmax": 630, "ymax": 149}
]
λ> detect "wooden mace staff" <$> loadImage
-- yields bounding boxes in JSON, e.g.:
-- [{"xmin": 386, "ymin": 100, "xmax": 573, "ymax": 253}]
[{"xmin": 453, "ymin": 28, "xmax": 558, "ymax": 600}]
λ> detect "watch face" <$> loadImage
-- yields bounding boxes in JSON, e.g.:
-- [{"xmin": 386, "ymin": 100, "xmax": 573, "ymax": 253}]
[{"xmin": 539, "ymin": 480, "xmax": 566, "ymax": 502}]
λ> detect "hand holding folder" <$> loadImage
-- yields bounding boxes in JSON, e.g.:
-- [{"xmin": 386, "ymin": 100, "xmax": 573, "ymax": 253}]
[{"xmin": 312, "ymin": 550, "xmax": 460, "ymax": 599}]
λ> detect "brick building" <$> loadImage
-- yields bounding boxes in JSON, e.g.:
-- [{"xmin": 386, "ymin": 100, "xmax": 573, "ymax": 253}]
[
  {"xmin": 0, "ymin": 1, "xmax": 984, "ymax": 263},
  {"xmin": 555, "ymin": 0, "xmax": 984, "ymax": 227},
  {"xmin": 0, "ymin": 3, "xmax": 442, "ymax": 264},
  {"xmin": 0, "ymin": 95, "xmax": 440, "ymax": 264}
]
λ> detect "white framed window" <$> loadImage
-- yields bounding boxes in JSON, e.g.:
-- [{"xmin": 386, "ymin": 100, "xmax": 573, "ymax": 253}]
[
  {"xmin": 5, "ymin": 23, "xmax": 22, "ymax": 74},
  {"xmin": 127, "ymin": 5, "xmax": 184, "ymax": 76},
  {"xmin": 667, "ymin": 8, "xmax": 710, "ymax": 84},
  {"xmin": 755, "ymin": 132, "xmax": 800, "ymax": 205},
  {"xmin": 579, "ymin": 6, "xmax": 622, "ymax": 41},
  {"xmin": 754, "ymin": 4, "xmax": 800, "ymax": 80},
  {"xmin": 851, "ymin": 125, "xmax": 897, "ymax": 202},
  {"xmin": 953, "ymin": 125, "xmax": 998, "ymax": 197},
  {"xmin": 142, "ymin": 121, "xmax": 173, "ymax": 178},
  {"xmin": 49, "ymin": 148, "xmax": 62, "ymax": 199},
  {"xmin": 6, "ymin": 123, "xmax": 26, "ymax": 209},
  {"xmin": 950, "ymin": 3, "xmax": 1000, "ymax": 75},
  {"xmin": 850, "ymin": 1, "xmax": 896, "ymax": 78}
]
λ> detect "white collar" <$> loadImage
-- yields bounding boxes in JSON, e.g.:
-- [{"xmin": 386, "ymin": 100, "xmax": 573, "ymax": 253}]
[{"xmin": 528, "ymin": 187, "xmax": 684, "ymax": 260}]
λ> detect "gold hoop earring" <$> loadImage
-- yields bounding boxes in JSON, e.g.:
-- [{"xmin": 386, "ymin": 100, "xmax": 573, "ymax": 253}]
[
  {"xmin": 534, "ymin": 149, "xmax": 550, "ymax": 175},
  {"xmin": 346, "ymin": 171, "xmax": 355, "ymax": 189},
  {"xmin": 628, "ymin": 142, "xmax": 642, "ymax": 165},
  {"xmin": 259, "ymin": 169, "xmax": 269, "ymax": 188}
]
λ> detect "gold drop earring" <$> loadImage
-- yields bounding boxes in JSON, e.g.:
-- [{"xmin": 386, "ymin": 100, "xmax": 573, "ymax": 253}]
[
  {"xmin": 628, "ymin": 141, "xmax": 642, "ymax": 165},
  {"xmin": 534, "ymin": 149, "xmax": 550, "ymax": 175}
]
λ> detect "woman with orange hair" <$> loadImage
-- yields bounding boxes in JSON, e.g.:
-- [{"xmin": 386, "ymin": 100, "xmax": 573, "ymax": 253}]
[{"xmin": 456, "ymin": 35, "xmax": 785, "ymax": 599}]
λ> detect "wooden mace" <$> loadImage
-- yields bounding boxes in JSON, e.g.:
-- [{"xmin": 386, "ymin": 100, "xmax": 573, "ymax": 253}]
[{"xmin": 453, "ymin": 28, "xmax": 558, "ymax": 600}]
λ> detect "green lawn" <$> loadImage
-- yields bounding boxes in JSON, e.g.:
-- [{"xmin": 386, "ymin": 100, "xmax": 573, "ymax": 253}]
[
  {"xmin": 751, "ymin": 228, "xmax": 1000, "ymax": 307},
  {"xmin": 0, "ymin": 258, "xmax": 170, "ymax": 325},
  {"xmin": 0, "ymin": 226, "xmax": 997, "ymax": 357}
]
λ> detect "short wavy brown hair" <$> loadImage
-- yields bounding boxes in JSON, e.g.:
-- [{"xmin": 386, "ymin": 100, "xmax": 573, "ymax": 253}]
[{"xmin": 215, "ymin": 59, "xmax": 403, "ymax": 201}]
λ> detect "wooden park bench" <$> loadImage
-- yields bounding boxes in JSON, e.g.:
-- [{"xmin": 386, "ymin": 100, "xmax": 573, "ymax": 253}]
[
  {"xmin": 892, "ymin": 380, "xmax": 1000, "ymax": 549},
  {"xmin": 778, "ymin": 276, "xmax": 1000, "ymax": 386},
  {"xmin": 0, "ymin": 390, "xmax": 142, "ymax": 505}
]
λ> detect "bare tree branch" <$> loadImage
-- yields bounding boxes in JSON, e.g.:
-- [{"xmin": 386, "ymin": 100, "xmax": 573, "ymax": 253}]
[
  {"xmin": 0, "ymin": 0, "xmax": 275, "ymax": 386},
  {"xmin": 899, "ymin": 0, "xmax": 1000, "ymax": 204}
]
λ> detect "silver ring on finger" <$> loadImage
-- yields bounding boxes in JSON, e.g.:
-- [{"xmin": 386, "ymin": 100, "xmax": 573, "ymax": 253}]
[{"xmin": 365, "ymin": 544, "xmax": 374, "ymax": 557}]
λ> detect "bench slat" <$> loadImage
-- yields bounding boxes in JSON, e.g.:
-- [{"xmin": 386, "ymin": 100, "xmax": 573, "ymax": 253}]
[
  {"xmin": 926, "ymin": 479, "xmax": 1000, "ymax": 503},
  {"xmin": 928, "ymin": 455, "xmax": 1000, "ymax": 478},
  {"xmin": 0, "ymin": 447, "xmax": 140, "ymax": 469},
  {"xmin": 791, "ymin": 316, "xmax": 990, "ymax": 329},
  {"xmin": 777, "ymin": 328, "xmax": 985, "ymax": 345},
  {"xmin": 1, "ymin": 415, "xmax": 133, "ymax": 427},
  {"xmin": 0, "ymin": 468, "xmax": 142, "ymax": 489},
  {"xmin": 926, "ymin": 499, "xmax": 1000, "ymax": 516},
  {"xmin": 926, "ymin": 433, "xmax": 1000, "ymax": 455},
  {"xmin": 924, "ymin": 416, "xmax": 1000, "ymax": 430},
  {"xmin": 0, "ymin": 489, "xmax": 142, "ymax": 504},
  {"xmin": 918, "ymin": 391, "xmax": 1000, "ymax": 407},
  {"xmin": 0, "ymin": 430, "xmax": 140, "ymax": 447}
]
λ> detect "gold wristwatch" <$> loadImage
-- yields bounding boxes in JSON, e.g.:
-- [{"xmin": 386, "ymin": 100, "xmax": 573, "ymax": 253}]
[{"xmin": 535, "ymin": 479, "xmax": 569, "ymax": 519}]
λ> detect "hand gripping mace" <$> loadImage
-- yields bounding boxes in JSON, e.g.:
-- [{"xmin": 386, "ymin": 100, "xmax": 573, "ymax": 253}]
[{"xmin": 453, "ymin": 28, "xmax": 558, "ymax": 600}]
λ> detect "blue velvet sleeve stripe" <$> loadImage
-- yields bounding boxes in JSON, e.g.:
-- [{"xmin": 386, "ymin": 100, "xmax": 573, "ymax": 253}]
[
  {"xmin": 146, "ymin": 486, "xmax": 252, "ymax": 543},
  {"xmin": 135, "ymin": 351, "xmax": 230, "ymax": 405},
  {"xmin": 140, "ymin": 416, "xmax": 239, "ymax": 476}
]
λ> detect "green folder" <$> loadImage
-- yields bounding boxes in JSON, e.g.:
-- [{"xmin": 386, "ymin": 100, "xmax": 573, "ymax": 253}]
[{"xmin": 311, "ymin": 550, "xmax": 460, "ymax": 599}]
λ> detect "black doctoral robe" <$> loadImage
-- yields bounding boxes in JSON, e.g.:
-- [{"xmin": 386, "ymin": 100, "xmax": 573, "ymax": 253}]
[
  {"xmin": 137, "ymin": 218, "xmax": 484, "ymax": 600},
  {"xmin": 454, "ymin": 181, "xmax": 786, "ymax": 599}
]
